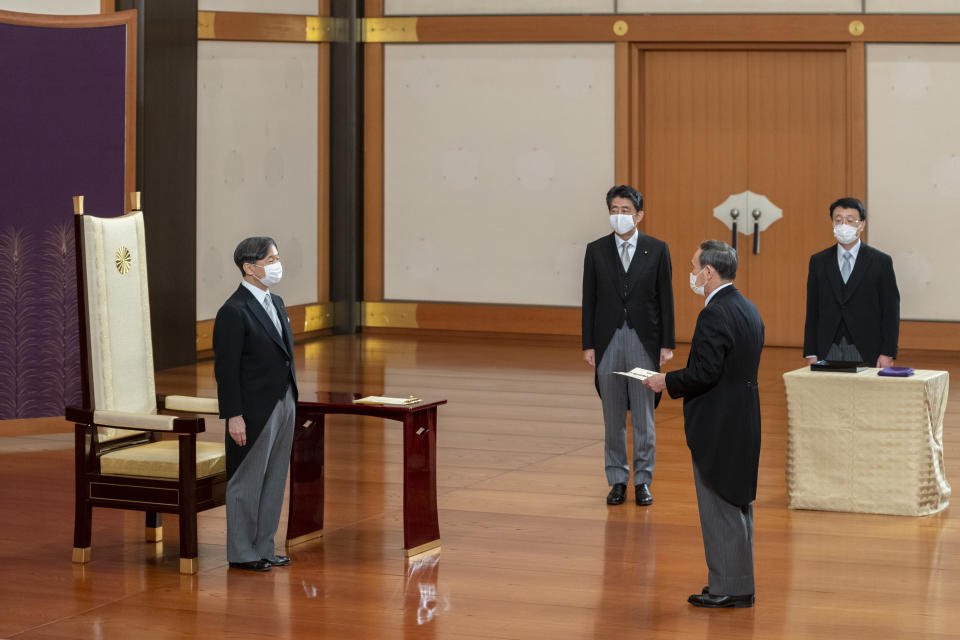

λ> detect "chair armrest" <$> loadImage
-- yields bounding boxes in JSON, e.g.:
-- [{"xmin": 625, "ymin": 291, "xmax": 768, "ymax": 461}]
[
  {"xmin": 160, "ymin": 394, "xmax": 219, "ymax": 415},
  {"xmin": 66, "ymin": 406, "xmax": 205, "ymax": 434}
]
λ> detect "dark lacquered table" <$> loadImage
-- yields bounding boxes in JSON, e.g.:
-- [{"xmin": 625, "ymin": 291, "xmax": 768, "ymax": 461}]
[{"xmin": 286, "ymin": 393, "xmax": 446, "ymax": 556}]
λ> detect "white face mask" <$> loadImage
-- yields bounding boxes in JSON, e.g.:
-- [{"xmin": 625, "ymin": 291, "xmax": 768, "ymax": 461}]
[
  {"xmin": 833, "ymin": 223, "xmax": 860, "ymax": 245},
  {"xmin": 609, "ymin": 214, "xmax": 636, "ymax": 235},
  {"xmin": 690, "ymin": 268, "xmax": 706, "ymax": 296},
  {"xmin": 253, "ymin": 261, "xmax": 282, "ymax": 287}
]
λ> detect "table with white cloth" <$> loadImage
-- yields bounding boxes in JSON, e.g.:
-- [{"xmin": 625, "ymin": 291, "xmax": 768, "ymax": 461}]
[{"xmin": 783, "ymin": 366, "xmax": 951, "ymax": 516}]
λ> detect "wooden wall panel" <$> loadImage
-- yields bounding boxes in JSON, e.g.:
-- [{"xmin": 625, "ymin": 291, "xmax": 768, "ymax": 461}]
[
  {"xmin": 641, "ymin": 50, "xmax": 750, "ymax": 343},
  {"xmin": 743, "ymin": 50, "xmax": 848, "ymax": 347}
]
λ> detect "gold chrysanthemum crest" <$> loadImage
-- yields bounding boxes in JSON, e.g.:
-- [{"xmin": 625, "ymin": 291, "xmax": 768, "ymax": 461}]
[{"xmin": 115, "ymin": 246, "xmax": 132, "ymax": 275}]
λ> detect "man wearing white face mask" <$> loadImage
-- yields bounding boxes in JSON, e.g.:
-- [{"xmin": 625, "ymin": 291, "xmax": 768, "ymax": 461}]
[
  {"xmin": 582, "ymin": 185, "xmax": 676, "ymax": 507},
  {"xmin": 803, "ymin": 197, "xmax": 900, "ymax": 368},
  {"xmin": 642, "ymin": 240, "xmax": 763, "ymax": 608},
  {"xmin": 214, "ymin": 236, "xmax": 298, "ymax": 572}
]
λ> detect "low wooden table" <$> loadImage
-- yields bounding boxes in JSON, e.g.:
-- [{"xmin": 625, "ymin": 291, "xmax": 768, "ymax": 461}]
[{"xmin": 286, "ymin": 393, "xmax": 446, "ymax": 556}]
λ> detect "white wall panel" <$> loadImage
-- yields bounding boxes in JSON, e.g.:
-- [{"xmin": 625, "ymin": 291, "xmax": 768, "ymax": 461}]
[
  {"xmin": 867, "ymin": 44, "xmax": 960, "ymax": 321},
  {"xmin": 197, "ymin": 41, "xmax": 317, "ymax": 320},
  {"xmin": 384, "ymin": 44, "xmax": 614, "ymax": 307},
  {"xmin": 0, "ymin": 0, "xmax": 98, "ymax": 13},
  {"xmin": 866, "ymin": 0, "xmax": 960, "ymax": 12},
  {"xmin": 199, "ymin": 0, "xmax": 318, "ymax": 14},
  {"xmin": 385, "ymin": 0, "xmax": 613, "ymax": 15},
  {"xmin": 618, "ymin": 0, "xmax": 859, "ymax": 11}
]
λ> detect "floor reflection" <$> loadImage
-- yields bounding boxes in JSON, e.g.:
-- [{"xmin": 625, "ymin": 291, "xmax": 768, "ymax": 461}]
[{"xmin": 405, "ymin": 548, "xmax": 447, "ymax": 632}]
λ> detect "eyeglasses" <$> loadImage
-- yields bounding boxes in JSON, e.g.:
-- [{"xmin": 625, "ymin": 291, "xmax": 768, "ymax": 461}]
[
  {"xmin": 610, "ymin": 207, "xmax": 636, "ymax": 215},
  {"xmin": 833, "ymin": 217, "xmax": 861, "ymax": 226}
]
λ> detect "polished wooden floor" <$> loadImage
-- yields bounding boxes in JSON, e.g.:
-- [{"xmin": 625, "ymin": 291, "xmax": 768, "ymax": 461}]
[{"xmin": 1, "ymin": 332, "xmax": 958, "ymax": 639}]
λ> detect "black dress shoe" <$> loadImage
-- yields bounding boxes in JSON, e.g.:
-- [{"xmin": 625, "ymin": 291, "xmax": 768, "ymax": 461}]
[
  {"xmin": 606, "ymin": 483, "xmax": 627, "ymax": 505},
  {"xmin": 229, "ymin": 560, "xmax": 272, "ymax": 572},
  {"xmin": 635, "ymin": 483, "xmax": 653, "ymax": 506},
  {"xmin": 264, "ymin": 555, "xmax": 290, "ymax": 567},
  {"xmin": 688, "ymin": 592, "xmax": 754, "ymax": 608}
]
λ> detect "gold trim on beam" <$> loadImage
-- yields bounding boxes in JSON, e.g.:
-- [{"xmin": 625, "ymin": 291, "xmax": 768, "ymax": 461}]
[
  {"xmin": 362, "ymin": 302, "xmax": 419, "ymax": 329},
  {"xmin": 363, "ymin": 17, "xmax": 418, "ymax": 42},
  {"xmin": 197, "ymin": 10, "xmax": 214, "ymax": 39}
]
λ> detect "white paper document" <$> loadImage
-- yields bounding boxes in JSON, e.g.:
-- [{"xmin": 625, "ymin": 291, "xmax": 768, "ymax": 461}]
[
  {"xmin": 614, "ymin": 367, "xmax": 658, "ymax": 381},
  {"xmin": 353, "ymin": 395, "xmax": 421, "ymax": 406}
]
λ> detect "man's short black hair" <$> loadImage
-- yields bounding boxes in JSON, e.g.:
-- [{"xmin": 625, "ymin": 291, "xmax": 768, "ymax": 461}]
[
  {"xmin": 233, "ymin": 236, "xmax": 277, "ymax": 275},
  {"xmin": 698, "ymin": 239, "xmax": 738, "ymax": 280},
  {"xmin": 829, "ymin": 197, "xmax": 866, "ymax": 221},
  {"xmin": 605, "ymin": 185, "xmax": 643, "ymax": 212}
]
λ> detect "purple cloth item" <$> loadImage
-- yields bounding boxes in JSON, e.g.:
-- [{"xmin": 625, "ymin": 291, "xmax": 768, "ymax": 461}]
[
  {"xmin": 878, "ymin": 367, "xmax": 914, "ymax": 377},
  {"xmin": 0, "ymin": 19, "xmax": 127, "ymax": 419}
]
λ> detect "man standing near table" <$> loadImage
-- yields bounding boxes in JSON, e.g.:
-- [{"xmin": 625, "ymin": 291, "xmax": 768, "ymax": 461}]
[
  {"xmin": 803, "ymin": 197, "xmax": 900, "ymax": 367},
  {"xmin": 582, "ymin": 185, "xmax": 675, "ymax": 507},
  {"xmin": 643, "ymin": 240, "xmax": 763, "ymax": 608},
  {"xmin": 214, "ymin": 236, "xmax": 298, "ymax": 572}
]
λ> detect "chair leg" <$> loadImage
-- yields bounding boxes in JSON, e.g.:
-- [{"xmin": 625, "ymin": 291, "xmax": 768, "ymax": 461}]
[
  {"xmin": 179, "ymin": 513, "xmax": 198, "ymax": 574},
  {"xmin": 145, "ymin": 512, "xmax": 163, "ymax": 542},
  {"xmin": 73, "ymin": 427, "xmax": 92, "ymax": 564}
]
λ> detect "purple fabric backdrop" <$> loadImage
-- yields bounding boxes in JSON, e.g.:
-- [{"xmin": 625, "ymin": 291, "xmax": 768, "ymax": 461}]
[{"xmin": 0, "ymin": 21, "xmax": 128, "ymax": 419}]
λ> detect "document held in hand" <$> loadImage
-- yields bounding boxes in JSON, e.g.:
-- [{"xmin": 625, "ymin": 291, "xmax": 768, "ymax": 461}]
[{"xmin": 614, "ymin": 367, "xmax": 658, "ymax": 381}]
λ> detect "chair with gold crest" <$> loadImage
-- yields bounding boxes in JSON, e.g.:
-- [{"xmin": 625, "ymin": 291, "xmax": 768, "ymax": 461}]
[{"xmin": 67, "ymin": 193, "xmax": 227, "ymax": 575}]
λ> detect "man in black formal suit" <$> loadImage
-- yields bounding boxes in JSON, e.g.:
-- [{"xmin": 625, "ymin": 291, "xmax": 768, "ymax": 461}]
[
  {"xmin": 214, "ymin": 237, "xmax": 298, "ymax": 572},
  {"xmin": 582, "ymin": 185, "xmax": 675, "ymax": 507},
  {"xmin": 804, "ymin": 197, "xmax": 900, "ymax": 367},
  {"xmin": 644, "ymin": 240, "xmax": 763, "ymax": 608}
]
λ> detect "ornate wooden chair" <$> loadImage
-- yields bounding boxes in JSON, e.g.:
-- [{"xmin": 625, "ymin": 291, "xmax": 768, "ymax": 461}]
[{"xmin": 67, "ymin": 194, "xmax": 227, "ymax": 574}]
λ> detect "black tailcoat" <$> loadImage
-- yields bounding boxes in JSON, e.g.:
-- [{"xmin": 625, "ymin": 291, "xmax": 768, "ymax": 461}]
[
  {"xmin": 665, "ymin": 285, "xmax": 763, "ymax": 506},
  {"xmin": 803, "ymin": 243, "xmax": 900, "ymax": 363},
  {"xmin": 213, "ymin": 284, "xmax": 298, "ymax": 479},
  {"xmin": 581, "ymin": 231, "xmax": 676, "ymax": 399}
]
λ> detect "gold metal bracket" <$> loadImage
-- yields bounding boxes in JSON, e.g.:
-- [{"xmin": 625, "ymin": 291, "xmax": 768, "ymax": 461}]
[
  {"xmin": 197, "ymin": 11, "xmax": 215, "ymax": 39},
  {"xmin": 306, "ymin": 16, "xmax": 339, "ymax": 42},
  {"xmin": 304, "ymin": 302, "xmax": 334, "ymax": 332},
  {"xmin": 73, "ymin": 195, "xmax": 85, "ymax": 216},
  {"xmin": 129, "ymin": 191, "xmax": 141, "ymax": 212},
  {"xmin": 362, "ymin": 302, "xmax": 419, "ymax": 329},
  {"xmin": 286, "ymin": 530, "xmax": 323, "ymax": 549},
  {"xmin": 405, "ymin": 539, "xmax": 440, "ymax": 558},
  {"xmin": 145, "ymin": 525, "xmax": 163, "ymax": 542},
  {"xmin": 72, "ymin": 546, "xmax": 92, "ymax": 563},
  {"xmin": 362, "ymin": 17, "xmax": 418, "ymax": 43},
  {"xmin": 180, "ymin": 557, "xmax": 199, "ymax": 574}
]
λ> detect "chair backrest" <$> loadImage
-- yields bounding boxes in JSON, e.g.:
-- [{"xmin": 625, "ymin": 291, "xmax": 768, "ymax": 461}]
[{"xmin": 78, "ymin": 211, "xmax": 157, "ymax": 441}]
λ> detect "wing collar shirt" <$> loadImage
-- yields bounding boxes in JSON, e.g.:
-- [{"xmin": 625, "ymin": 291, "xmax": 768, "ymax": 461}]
[
  {"xmin": 615, "ymin": 229, "xmax": 639, "ymax": 267},
  {"xmin": 705, "ymin": 282, "xmax": 734, "ymax": 307},
  {"xmin": 837, "ymin": 238, "xmax": 862, "ymax": 269}
]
